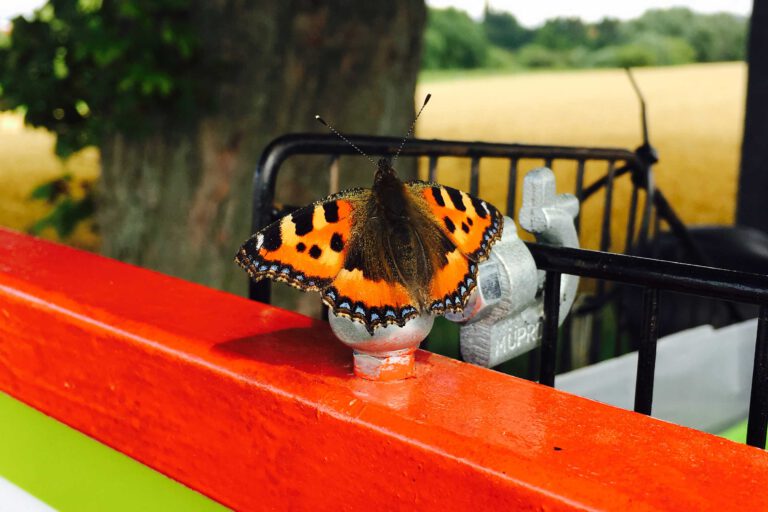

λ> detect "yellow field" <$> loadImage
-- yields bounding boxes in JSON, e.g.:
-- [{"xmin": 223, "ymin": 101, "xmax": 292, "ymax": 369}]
[
  {"xmin": 0, "ymin": 62, "xmax": 746, "ymax": 253},
  {"xmin": 416, "ymin": 62, "xmax": 746, "ymax": 250},
  {"xmin": 0, "ymin": 113, "xmax": 100, "ymax": 249}
]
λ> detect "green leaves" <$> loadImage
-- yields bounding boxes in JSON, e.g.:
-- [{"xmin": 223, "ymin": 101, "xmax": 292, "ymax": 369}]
[
  {"xmin": 422, "ymin": 6, "xmax": 746, "ymax": 72},
  {"xmin": 27, "ymin": 174, "xmax": 96, "ymax": 239},
  {"xmin": 0, "ymin": 0, "xmax": 208, "ymax": 157}
]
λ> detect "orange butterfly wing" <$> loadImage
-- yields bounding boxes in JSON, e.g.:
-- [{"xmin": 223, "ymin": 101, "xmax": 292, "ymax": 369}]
[
  {"xmin": 236, "ymin": 189, "xmax": 420, "ymax": 332},
  {"xmin": 236, "ymin": 191, "xmax": 364, "ymax": 291},
  {"xmin": 237, "ymin": 181, "xmax": 503, "ymax": 332},
  {"xmin": 406, "ymin": 181, "xmax": 504, "ymax": 315}
]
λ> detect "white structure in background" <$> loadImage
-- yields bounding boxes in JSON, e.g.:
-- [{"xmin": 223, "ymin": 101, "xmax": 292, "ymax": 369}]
[
  {"xmin": 559, "ymin": 319, "xmax": 759, "ymax": 433},
  {"xmin": 0, "ymin": 477, "xmax": 57, "ymax": 512}
]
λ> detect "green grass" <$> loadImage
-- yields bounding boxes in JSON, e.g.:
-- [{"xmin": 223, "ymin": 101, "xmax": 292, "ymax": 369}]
[{"xmin": 0, "ymin": 392, "xmax": 229, "ymax": 512}]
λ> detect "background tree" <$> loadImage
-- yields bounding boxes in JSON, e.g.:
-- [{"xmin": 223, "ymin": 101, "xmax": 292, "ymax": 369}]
[
  {"xmin": 590, "ymin": 18, "xmax": 623, "ymax": 49},
  {"xmin": 422, "ymin": 7, "xmax": 488, "ymax": 69},
  {"xmin": 0, "ymin": 0, "xmax": 427, "ymax": 294},
  {"xmin": 482, "ymin": 7, "xmax": 531, "ymax": 51},
  {"xmin": 534, "ymin": 17, "xmax": 589, "ymax": 51}
]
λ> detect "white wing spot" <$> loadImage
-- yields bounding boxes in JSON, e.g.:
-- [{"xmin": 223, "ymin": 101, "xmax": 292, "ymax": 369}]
[
  {"xmin": 255, "ymin": 233, "xmax": 264, "ymax": 250},
  {"xmin": 481, "ymin": 201, "xmax": 490, "ymax": 215}
]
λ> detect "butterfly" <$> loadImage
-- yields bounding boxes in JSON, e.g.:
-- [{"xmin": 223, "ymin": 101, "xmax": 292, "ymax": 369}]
[{"xmin": 235, "ymin": 156, "xmax": 504, "ymax": 335}]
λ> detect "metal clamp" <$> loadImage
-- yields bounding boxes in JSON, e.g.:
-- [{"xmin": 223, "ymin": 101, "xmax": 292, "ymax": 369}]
[{"xmin": 450, "ymin": 167, "xmax": 580, "ymax": 367}]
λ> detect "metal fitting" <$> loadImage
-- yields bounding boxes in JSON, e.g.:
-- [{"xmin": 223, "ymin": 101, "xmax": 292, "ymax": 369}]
[
  {"xmin": 329, "ymin": 313, "xmax": 434, "ymax": 381},
  {"xmin": 455, "ymin": 167, "xmax": 580, "ymax": 367}
]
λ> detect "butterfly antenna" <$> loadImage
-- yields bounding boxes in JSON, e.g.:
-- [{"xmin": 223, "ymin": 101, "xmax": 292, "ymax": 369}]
[
  {"xmin": 393, "ymin": 93, "xmax": 431, "ymax": 165},
  {"xmin": 315, "ymin": 115, "xmax": 377, "ymax": 167}
]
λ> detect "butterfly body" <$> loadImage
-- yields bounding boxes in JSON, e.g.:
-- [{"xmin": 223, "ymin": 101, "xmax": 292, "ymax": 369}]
[{"xmin": 237, "ymin": 158, "xmax": 503, "ymax": 334}]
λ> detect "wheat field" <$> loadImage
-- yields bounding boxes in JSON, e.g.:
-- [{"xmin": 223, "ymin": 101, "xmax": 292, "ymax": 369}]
[
  {"xmin": 416, "ymin": 62, "xmax": 746, "ymax": 250},
  {"xmin": 0, "ymin": 62, "xmax": 746, "ymax": 252}
]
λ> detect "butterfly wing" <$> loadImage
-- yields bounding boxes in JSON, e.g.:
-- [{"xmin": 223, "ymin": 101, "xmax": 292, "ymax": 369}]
[
  {"xmin": 405, "ymin": 181, "xmax": 504, "ymax": 315},
  {"xmin": 236, "ymin": 188, "xmax": 420, "ymax": 333},
  {"xmin": 236, "ymin": 189, "xmax": 367, "ymax": 292}
]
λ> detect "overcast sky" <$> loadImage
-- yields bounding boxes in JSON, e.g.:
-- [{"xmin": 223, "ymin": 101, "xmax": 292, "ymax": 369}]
[{"xmin": 2, "ymin": 0, "xmax": 753, "ymax": 29}]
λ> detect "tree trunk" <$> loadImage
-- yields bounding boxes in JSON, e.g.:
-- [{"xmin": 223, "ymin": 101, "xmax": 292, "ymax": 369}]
[
  {"xmin": 737, "ymin": 1, "xmax": 767, "ymax": 233},
  {"xmin": 97, "ymin": 0, "xmax": 427, "ymax": 296}
]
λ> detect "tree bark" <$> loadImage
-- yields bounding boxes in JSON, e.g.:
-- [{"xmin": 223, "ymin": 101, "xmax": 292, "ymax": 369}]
[
  {"xmin": 97, "ymin": 0, "xmax": 427, "ymax": 295},
  {"xmin": 737, "ymin": 1, "xmax": 767, "ymax": 233}
]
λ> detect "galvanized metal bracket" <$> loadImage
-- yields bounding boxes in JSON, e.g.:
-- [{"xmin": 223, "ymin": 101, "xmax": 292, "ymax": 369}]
[{"xmin": 452, "ymin": 167, "xmax": 580, "ymax": 367}]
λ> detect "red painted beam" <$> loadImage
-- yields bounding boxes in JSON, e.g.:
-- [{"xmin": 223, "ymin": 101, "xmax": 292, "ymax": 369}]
[{"xmin": 0, "ymin": 227, "xmax": 767, "ymax": 511}]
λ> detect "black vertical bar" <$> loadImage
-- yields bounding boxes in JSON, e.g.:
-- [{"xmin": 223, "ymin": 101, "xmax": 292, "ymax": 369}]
[
  {"xmin": 526, "ymin": 349, "xmax": 540, "ymax": 382},
  {"xmin": 540, "ymin": 271, "xmax": 561, "ymax": 387},
  {"xmin": 616, "ymin": 186, "xmax": 641, "ymax": 352},
  {"xmin": 559, "ymin": 316, "xmax": 573, "ymax": 373},
  {"xmin": 544, "ymin": 158, "xmax": 553, "ymax": 169},
  {"xmin": 250, "ymin": 280, "xmax": 271, "ymax": 303},
  {"xmin": 625, "ymin": 186, "xmax": 639, "ymax": 253},
  {"xmin": 469, "ymin": 156, "xmax": 480, "ymax": 196},
  {"xmin": 428, "ymin": 155, "xmax": 438, "ymax": 182},
  {"xmin": 600, "ymin": 160, "xmax": 617, "ymax": 252},
  {"xmin": 574, "ymin": 160, "xmax": 586, "ymax": 234},
  {"xmin": 588, "ymin": 161, "xmax": 616, "ymax": 363},
  {"xmin": 634, "ymin": 288, "xmax": 660, "ymax": 415},
  {"xmin": 747, "ymin": 305, "xmax": 768, "ymax": 448},
  {"xmin": 506, "ymin": 158, "xmax": 519, "ymax": 219}
]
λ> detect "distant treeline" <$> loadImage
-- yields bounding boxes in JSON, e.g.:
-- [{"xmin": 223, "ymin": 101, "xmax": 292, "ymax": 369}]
[{"xmin": 423, "ymin": 7, "xmax": 747, "ymax": 70}]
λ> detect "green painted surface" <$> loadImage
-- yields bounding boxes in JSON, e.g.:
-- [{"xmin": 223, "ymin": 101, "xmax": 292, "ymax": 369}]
[
  {"xmin": 718, "ymin": 419, "xmax": 760, "ymax": 447},
  {"xmin": 0, "ymin": 392, "xmax": 230, "ymax": 512}
]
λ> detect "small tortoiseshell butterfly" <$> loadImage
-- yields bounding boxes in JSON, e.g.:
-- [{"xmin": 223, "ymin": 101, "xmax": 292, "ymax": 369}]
[{"xmin": 235, "ymin": 157, "xmax": 503, "ymax": 334}]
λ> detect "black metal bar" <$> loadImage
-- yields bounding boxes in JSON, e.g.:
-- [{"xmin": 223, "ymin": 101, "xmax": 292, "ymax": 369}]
[
  {"xmin": 526, "ymin": 348, "xmax": 540, "ymax": 382},
  {"xmin": 574, "ymin": 160, "xmax": 586, "ymax": 234},
  {"xmin": 587, "ymin": 162, "xmax": 616, "ymax": 362},
  {"xmin": 625, "ymin": 186, "xmax": 639, "ymax": 253},
  {"xmin": 506, "ymin": 158, "xmax": 518, "ymax": 219},
  {"xmin": 428, "ymin": 155, "xmax": 438, "ymax": 182},
  {"xmin": 540, "ymin": 271, "xmax": 561, "ymax": 387},
  {"xmin": 747, "ymin": 305, "xmax": 768, "ymax": 448},
  {"xmin": 258, "ymin": 133, "xmax": 638, "ymax": 163},
  {"xmin": 615, "ymin": 186, "xmax": 640, "ymax": 352},
  {"xmin": 544, "ymin": 157, "xmax": 553, "ymax": 169},
  {"xmin": 559, "ymin": 316, "xmax": 573, "ymax": 373},
  {"xmin": 600, "ymin": 160, "xmax": 617, "ymax": 252},
  {"xmin": 634, "ymin": 288, "xmax": 660, "ymax": 415},
  {"xmin": 527, "ymin": 243, "xmax": 768, "ymax": 304},
  {"xmin": 469, "ymin": 156, "xmax": 480, "ymax": 196},
  {"xmin": 636, "ymin": 165, "xmax": 654, "ymax": 248},
  {"xmin": 588, "ymin": 305, "xmax": 603, "ymax": 364},
  {"xmin": 249, "ymin": 279, "xmax": 270, "ymax": 302},
  {"xmin": 580, "ymin": 165, "xmax": 632, "ymax": 201}
]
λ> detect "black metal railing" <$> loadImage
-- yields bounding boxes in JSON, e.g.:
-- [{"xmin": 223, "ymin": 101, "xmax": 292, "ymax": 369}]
[
  {"xmin": 250, "ymin": 134, "xmax": 704, "ymax": 361},
  {"xmin": 531, "ymin": 244, "xmax": 768, "ymax": 448},
  {"xmin": 248, "ymin": 133, "xmax": 768, "ymax": 448}
]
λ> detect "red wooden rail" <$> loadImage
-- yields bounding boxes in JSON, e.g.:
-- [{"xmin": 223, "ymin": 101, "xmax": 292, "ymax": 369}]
[{"xmin": 1, "ymin": 227, "xmax": 767, "ymax": 510}]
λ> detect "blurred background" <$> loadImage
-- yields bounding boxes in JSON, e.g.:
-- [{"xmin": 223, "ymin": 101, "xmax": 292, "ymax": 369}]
[{"xmin": 0, "ymin": 0, "xmax": 757, "ymax": 295}]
